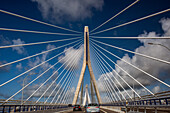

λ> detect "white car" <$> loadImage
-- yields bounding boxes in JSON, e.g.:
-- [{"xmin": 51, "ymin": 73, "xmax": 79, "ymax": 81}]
[{"xmin": 86, "ymin": 103, "xmax": 100, "ymax": 113}]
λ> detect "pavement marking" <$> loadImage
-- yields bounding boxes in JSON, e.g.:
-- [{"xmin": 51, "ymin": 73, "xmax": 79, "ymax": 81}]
[
  {"xmin": 54, "ymin": 109, "xmax": 72, "ymax": 113},
  {"xmin": 100, "ymin": 109, "xmax": 107, "ymax": 113},
  {"xmin": 100, "ymin": 106, "xmax": 124, "ymax": 113}
]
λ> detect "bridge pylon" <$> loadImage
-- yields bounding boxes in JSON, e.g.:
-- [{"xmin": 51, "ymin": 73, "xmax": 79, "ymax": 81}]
[{"xmin": 72, "ymin": 26, "xmax": 102, "ymax": 105}]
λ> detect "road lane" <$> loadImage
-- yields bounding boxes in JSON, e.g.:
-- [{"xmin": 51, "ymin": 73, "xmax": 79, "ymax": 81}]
[{"xmin": 65, "ymin": 108, "xmax": 118, "ymax": 113}]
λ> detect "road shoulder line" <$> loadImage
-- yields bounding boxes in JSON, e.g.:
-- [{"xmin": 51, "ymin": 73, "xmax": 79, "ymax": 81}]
[{"xmin": 100, "ymin": 106, "xmax": 124, "ymax": 113}]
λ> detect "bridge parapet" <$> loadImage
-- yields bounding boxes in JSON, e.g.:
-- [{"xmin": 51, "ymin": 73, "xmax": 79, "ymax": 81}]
[
  {"xmin": 0, "ymin": 104, "xmax": 69, "ymax": 113},
  {"xmin": 100, "ymin": 91, "xmax": 170, "ymax": 112}
]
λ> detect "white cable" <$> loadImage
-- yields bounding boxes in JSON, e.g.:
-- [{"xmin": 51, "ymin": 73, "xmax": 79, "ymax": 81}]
[
  {"xmin": 0, "ymin": 28, "xmax": 81, "ymax": 36},
  {"xmin": 60, "ymin": 55, "xmax": 83, "ymax": 104},
  {"xmin": 55, "ymin": 62, "xmax": 80, "ymax": 105},
  {"xmin": 91, "ymin": 47, "xmax": 115, "ymax": 102},
  {"xmin": 91, "ymin": 36, "xmax": 170, "ymax": 39},
  {"xmin": 50, "ymin": 65, "xmax": 75, "ymax": 104},
  {"xmin": 97, "ymin": 73, "xmax": 114, "ymax": 102},
  {"xmin": 91, "ymin": 40, "xmax": 152, "ymax": 96},
  {"xmin": 56, "ymin": 70, "xmax": 75, "ymax": 104},
  {"xmin": 92, "ymin": 41, "xmax": 170, "ymax": 88},
  {"xmin": 95, "ymin": 51, "xmax": 122, "ymax": 101},
  {"xmin": 61, "ymin": 87, "xmax": 72, "ymax": 104},
  {"xmin": 2, "ymin": 52, "xmax": 66, "ymax": 105},
  {"xmin": 91, "ymin": 40, "xmax": 141, "ymax": 97},
  {"xmin": 56, "ymin": 69, "xmax": 77, "ymax": 104},
  {"xmin": 94, "ymin": 51, "xmax": 119, "ymax": 102},
  {"xmin": 0, "ymin": 39, "xmax": 80, "ymax": 68},
  {"xmin": 100, "ymin": 76, "xmax": 116, "ymax": 102},
  {"xmin": 92, "ymin": 39, "xmax": 170, "ymax": 65},
  {"xmin": 3, "ymin": 42, "xmax": 82, "ymax": 105},
  {"xmin": 91, "ymin": 8, "xmax": 170, "ymax": 35},
  {"xmin": 0, "ymin": 40, "xmax": 81, "ymax": 87},
  {"xmin": 35, "ymin": 43, "xmax": 83, "ymax": 104},
  {"xmin": 52, "ymin": 49, "xmax": 82, "ymax": 104},
  {"xmin": 59, "ymin": 68, "xmax": 78, "ymax": 104},
  {"xmin": 61, "ymin": 84, "xmax": 73, "ymax": 104},
  {"xmin": 91, "ymin": 41, "xmax": 159, "ymax": 97},
  {"xmin": 24, "ymin": 46, "xmax": 81, "ymax": 104},
  {"xmin": 92, "ymin": 44, "xmax": 127, "ymax": 101},
  {"xmin": 91, "ymin": 44, "xmax": 117, "ymax": 102},
  {"xmin": 0, "ymin": 9, "xmax": 81, "ymax": 33},
  {"xmin": 50, "ymin": 52, "xmax": 81, "ymax": 104},
  {"xmin": 0, "ymin": 37, "xmax": 80, "ymax": 49},
  {"xmin": 100, "ymin": 72, "xmax": 118, "ymax": 102},
  {"xmin": 91, "ymin": 43, "xmax": 133, "ymax": 99},
  {"xmin": 90, "ymin": 0, "xmax": 140, "ymax": 33},
  {"xmin": 24, "ymin": 42, "xmax": 82, "ymax": 103},
  {"xmin": 43, "ymin": 47, "xmax": 82, "ymax": 104}
]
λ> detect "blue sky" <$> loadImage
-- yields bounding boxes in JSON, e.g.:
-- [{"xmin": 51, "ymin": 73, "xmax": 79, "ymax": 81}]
[{"xmin": 0, "ymin": 0, "xmax": 170, "ymax": 103}]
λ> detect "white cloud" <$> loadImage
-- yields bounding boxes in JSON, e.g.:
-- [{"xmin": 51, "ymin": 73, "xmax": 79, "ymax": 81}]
[
  {"xmin": 31, "ymin": 0, "xmax": 104, "ymax": 23},
  {"xmin": 28, "ymin": 44, "xmax": 56, "ymax": 71},
  {"xmin": 24, "ymin": 83, "xmax": 75, "ymax": 103},
  {"xmin": 159, "ymin": 18, "xmax": 170, "ymax": 36},
  {"xmin": 40, "ymin": 44, "xmax": 55, "ymax": 70},
  {"xmin": 24, "ymin": 83, "xmax": 60, "ymax": 99},
  {"xmin": 97, "ymin": 18, "xmax": 170, "ymax": 95},
  {"xmin": 0, "ymin": 35, "xmax": 11, "ymax": 46},
  {"xmin": 115, "ymin": 18, "xmax": 170, "ymax": 88},
  {"xmin": 12, "ymin": 38, "xmax": 26, "ymax": 55},
  {"xmin": 16, "ymin": 63, "xmax": 22, "ymax": 71},
  {"xmin": 58, "ymin": 45, "xmax": 84, "ymax": 70},
  {"xmin": 152, "ymin": 85, "xmax": 161, "ymax": 93},
  {"xmin": 0, "ymin": 61, "xmax": 10, "ymax": 72}
]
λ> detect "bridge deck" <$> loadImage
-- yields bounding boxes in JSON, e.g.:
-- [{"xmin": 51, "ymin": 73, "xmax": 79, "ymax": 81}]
[{"xmin": 14, "ymin": 108, "xmax": 118, "ymax": 113}]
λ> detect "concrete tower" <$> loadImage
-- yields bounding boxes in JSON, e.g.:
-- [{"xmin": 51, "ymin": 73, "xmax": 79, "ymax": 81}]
[{"xmin": 72, "ymin": 26, "xmax": 102, "ymax": 105}]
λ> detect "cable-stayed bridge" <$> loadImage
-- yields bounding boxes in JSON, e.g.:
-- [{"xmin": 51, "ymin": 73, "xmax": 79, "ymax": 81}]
[{"xmin": 0, "ymin": 0, "xmax": 170, "ymax": 113}]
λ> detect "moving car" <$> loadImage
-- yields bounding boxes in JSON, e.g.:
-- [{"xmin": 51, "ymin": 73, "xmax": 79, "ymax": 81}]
[
  {"xmin": 73, "ymin": 104, "xmax": 82, "ymax": 111},
  {"xmin": 68, "ymin": 104, "xmax": 72, "ymax": 107},
  {"xmin": 86, "ymin": 103, "xmax": 100, "ymax": 113}
]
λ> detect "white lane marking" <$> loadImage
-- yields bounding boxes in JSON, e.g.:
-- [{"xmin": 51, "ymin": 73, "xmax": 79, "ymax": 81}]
[
  {"xmin": 101, "ymin": 109, "xmax": 107, "ymax": 113},
  {"xmin": 100, "ymin": 106, "xmax": 124, "ymax": 113},
  {"xmin": 54, "ymin": 108, "xmax": 72, "ymax": 113}
]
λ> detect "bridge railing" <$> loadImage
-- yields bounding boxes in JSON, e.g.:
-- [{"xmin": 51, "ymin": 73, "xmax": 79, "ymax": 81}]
[
  {"xmin": 101, "ymin": 91, "xmax": 170, "ymax": 107},
  {"xmin": 0, "ymin": 104, "xmax": 69, "ymax": 113}
]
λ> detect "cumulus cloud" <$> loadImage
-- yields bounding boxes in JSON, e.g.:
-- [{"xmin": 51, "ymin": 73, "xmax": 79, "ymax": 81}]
[
  {"xmin": 58, "ymin": 45, "xmax": 83, "ymax": 70},
  {"xmin": 159, "ymin": 18, "xmax": 170, "ymax": 36},
  {"xmin": 116, "ymin": 18, "xmax": 170, "ymax": 88},
  {"xmin": 152, "ymin": 85, "xmax": 161, "ymax": 93},
  {"xmin": 24, "ymin": 83, "xmax": 60, "ymax": 99},
  {"xmin": 0, "ymin": 61, "xmax": 10, "ymax": 72},
  {"xmin": 0, "ymin": 35, "xmax": 11, "ymax": 46},
  {"xmin": 16, "ymin": 63, "xmax": 22, "ymax": 71},
  {"xmin": 97, "ymin": 18, "xmax": 170, "ymax": 94},
  {"xmin": 28, "ymin": 44, "xmax": 56, "ymax": 71},
  {"xmin": 31, "ymin": 0, "xmax": 104, "ymax": 23},
  {"xmin": 12, "ymin": 39, "xmax": 26, "ymax": 55},
  {"xmin": 23, "ymin": 83, "xmax": 75, "ymax": 103}
]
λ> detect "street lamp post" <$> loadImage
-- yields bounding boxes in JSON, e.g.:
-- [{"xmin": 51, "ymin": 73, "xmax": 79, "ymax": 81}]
[
  {"xmin": 148, "ymin": 43, "xmax": 170, "ymax": 51},
  {"xmin": 21, "ymin": 73, "xmax": 37, "ymax": 105}
]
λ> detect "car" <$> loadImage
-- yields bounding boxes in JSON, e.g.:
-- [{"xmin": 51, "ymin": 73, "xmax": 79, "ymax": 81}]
[
  {"xmin": 84, "ymin": 105, "xmax": 87, "ymax": 108},
  {"xmin": 68, "ymin": 104, "xmax": 72, "ymax": 107},
  {"xmin": 73, "ymin": 104, "xmax": 82, "ymax": 111},
  {"xmin": 86, "ymin": 103, "xmax": 100, "ymax": 113}
]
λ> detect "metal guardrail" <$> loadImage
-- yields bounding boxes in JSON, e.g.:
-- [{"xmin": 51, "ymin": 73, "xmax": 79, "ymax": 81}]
[
  {"xmin": 101, "ymin": 90, "xmax": 170, "ymax": 107},
  {"xmin": 101, "ymin": 96, "xmax": 170, "ymax": 107},
  {"xmin": 0, "ymin": 91, "xmax": 169, "ymax": 112},
  {"xmin": 0, "ymin": 105, "xmax": 69, "ymax": 113}
]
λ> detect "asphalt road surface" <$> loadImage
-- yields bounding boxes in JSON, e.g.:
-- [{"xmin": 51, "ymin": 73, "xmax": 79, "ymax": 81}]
[{"xmin": 65, "ymin": 108, "xmax": 117, "ymax": 113}]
